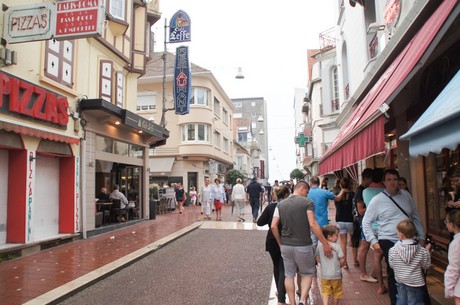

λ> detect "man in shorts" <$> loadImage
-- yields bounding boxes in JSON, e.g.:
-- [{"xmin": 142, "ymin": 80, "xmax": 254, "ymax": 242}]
[{"xmin": 271, "ymin": 181, "xmax": 333, "ymax": 305}]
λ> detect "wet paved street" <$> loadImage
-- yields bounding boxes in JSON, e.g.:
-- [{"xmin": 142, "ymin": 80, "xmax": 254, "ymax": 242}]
[
  {"xmin": 58, "ymin": 228, "xmax": 272, "ymax": 305},
  {"xmin": 0, "ymin": 203, "xmax": 450, "ymax": 305}
]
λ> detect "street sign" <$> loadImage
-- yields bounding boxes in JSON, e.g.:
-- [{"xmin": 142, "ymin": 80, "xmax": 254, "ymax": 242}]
[
  {"xmin": 54, "ymin": 0, "xmax": 105, "ymax": 40},
  {"xmin": 3, "ymin": 3, "xmax": 56, "ymax": 44}
]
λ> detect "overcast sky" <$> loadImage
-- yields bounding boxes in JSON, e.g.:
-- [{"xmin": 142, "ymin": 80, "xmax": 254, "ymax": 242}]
[{"xmin": 154, "ymin": 1, "xmax": 335, "ymax": 181}]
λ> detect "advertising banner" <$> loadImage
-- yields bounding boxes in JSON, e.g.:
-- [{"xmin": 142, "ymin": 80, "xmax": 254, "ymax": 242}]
[
  {"xmin": 174, "ymin": 46, "xmax": 191, "ymax": 115},
  {"xmin": 169, "ymin": 10, "xmax": 191, "ymax": 43}
]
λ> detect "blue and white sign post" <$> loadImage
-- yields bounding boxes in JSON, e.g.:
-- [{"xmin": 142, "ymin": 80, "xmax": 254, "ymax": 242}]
[{"xmin": 173, "ymin": 46, "xmax": 191, "ymax": 115}]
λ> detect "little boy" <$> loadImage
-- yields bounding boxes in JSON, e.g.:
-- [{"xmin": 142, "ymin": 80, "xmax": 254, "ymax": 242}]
[
  {"xmin": 316, "ymin": 225, "xmax": 345, "ymax": 305},
  {"xmin": 388, "ymin": 220, "xmax": 431, "ymax": 305}
]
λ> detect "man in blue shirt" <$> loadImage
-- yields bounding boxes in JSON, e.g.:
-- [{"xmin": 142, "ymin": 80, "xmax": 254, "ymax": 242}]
[{"xmin": 308, "ymin": 176, "xmax": 347, "ymax": 229}]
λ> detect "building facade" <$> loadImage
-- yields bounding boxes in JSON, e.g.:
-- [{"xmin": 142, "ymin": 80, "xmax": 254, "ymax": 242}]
[
  {"xmin": 231, "ymin": 97, "xmax": 269, "ymax": 184},
  {"xmin": 308, "ymin": 0, "xmax": 460, "ymax": 285},
  {"xmin": 137, "ymin": 52, "xmax": 235, "ymax": 191},
  {"xmin": 0, "ymin": 0, "xmax": 168, "ymax": 250}
]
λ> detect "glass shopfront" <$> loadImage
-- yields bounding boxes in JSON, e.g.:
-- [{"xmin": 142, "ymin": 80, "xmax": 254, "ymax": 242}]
[{"xmin": 424, "ymin": 145, "xmax": 460, "ymax": 267}]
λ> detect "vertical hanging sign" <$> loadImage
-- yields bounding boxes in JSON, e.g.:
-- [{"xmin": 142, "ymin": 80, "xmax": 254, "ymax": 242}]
[
  {"xmin": 169, "ymin": 10, "xmax": 191, "ymax": 43},
  {"xmin": 174, "ymin": 46, "xmax": 191, "ymax": 115}
]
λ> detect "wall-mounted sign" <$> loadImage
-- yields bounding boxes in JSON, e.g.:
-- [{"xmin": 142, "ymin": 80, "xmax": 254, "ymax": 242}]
[
  {"xmin": 169, "ymin": 10, "xmax": 191, "ymax": 43},
  {"xmin": 295, "ymin": 133, "xmax": 311, "ymax": 147},
  {"xmin": 54, "ymin": 0, "xmax": 105, "ymax": 40},
  {"xmin": 123, "ymin": 110, "xmax": 159, "ymax": 136},
  {"xmin": 3, "ymin": 3, "xmax": 56, "ymax": 44},
  {"xmin": 0, "ymin": 71, "xmax": 69, "ymax": 127},
  {"xmin": 174, "ymin": 46, "xmax": 191, "ymax": 115}
]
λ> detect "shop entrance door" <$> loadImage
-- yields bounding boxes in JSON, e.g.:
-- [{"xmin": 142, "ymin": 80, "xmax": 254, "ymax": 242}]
[
  {"xmin": 0, "ymin": 150, "xmax": 8, "ymax": 244},
  {"xmin": 35, "ymin": 156, "xmax": 59, "ymax": 241}
]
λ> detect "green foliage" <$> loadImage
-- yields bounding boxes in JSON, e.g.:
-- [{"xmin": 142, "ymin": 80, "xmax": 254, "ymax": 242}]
[
  {"xmin": 226, "ymin": 169, "xmax": 244, "ymax": 186},
  {"xmin": 290, "ymin": 168, "xmax": 305, "ymax": 181},
  {"xmin": 149, "ymin": 185, "xmax": 159, "ymax": 199}
]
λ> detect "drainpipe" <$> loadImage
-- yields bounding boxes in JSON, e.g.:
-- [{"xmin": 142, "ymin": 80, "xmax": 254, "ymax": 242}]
[{"xmin": 81, "ymin": 134, "xmax": 87, "ymax": 239}]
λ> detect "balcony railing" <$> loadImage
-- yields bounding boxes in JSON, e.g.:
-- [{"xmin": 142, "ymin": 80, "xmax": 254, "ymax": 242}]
[{"xmin": 319, "ymin": 27, "xmax": 336, "ymax": 52}]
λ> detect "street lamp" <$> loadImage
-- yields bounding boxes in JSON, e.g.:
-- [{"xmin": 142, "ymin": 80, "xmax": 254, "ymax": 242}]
[{"xmin": 235, "ymin": 67, "xmax": 245, "ymax": 79}]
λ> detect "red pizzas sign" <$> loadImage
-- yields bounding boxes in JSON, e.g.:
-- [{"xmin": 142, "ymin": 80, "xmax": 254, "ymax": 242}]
[
  {"xmin": 54, "ymin": 0, "xmax": 104, "ymax": 40},
  {"xmin": 0, "ymin": 71, "xmax": 69, "ymax": 127}
]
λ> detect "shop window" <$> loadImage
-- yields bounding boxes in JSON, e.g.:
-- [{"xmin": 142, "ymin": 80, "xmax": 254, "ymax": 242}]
[
  {"xmin": 96, "ymin": 135, "xmax": 113, "ymax": 153},
  {"xmin": 114, "ymin": 141, "xmax": 129, "ymax": 156},
  {"xmin": 44, "ymin": 40, "xmax": 74, "ymax": 88},
  {"xmin": 424, "ymin": 146, "xmax": 460, "ymax": 266}
]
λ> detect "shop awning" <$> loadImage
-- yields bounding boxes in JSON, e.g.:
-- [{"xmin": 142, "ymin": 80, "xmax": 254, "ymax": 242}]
[
  {"xmin": 79, "ymin": 98, "xmax": 169, "ymax": 148},
  {"xmin": 0, "ymin": 118, "xmax": 79, "ymax": 145},
  {"xmin": 400, "ymin": 70, "xmax": 460, "ymax": 156},
  {"xmin": 318, "ymin": 0, "xmax": 457, "ymax": 174},
  {"xmin": 149, "ymin": 157, "xmax": 175, "ymax": 175}
]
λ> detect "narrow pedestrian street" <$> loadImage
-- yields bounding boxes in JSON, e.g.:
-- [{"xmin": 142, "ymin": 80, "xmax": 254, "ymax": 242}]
[{"xmin": 0, "ymin": 203, "xmax": 450, "ymax": 305}]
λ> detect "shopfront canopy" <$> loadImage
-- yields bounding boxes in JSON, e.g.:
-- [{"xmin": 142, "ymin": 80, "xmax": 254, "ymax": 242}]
[
  {"xmin": 318, "ymin": 0, "xmax": 457, "ymax": 175},
  {"xmin": 148, "ymin": 157, "xmax": 175, "ymax": 175},
  {"xmin": 400, "ymin": 70, "xmax": 460, "ymax": 156}
]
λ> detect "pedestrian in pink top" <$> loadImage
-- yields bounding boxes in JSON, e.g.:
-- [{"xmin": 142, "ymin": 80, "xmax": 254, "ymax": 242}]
[{"xmin": 445, "ymin": 209, "xmax": 460, "ymax": 304}]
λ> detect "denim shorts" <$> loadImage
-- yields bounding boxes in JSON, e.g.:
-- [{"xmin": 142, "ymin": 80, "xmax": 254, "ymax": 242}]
[
  {"xmin": 337, "ymin": 222, "xmax": 354, "ymax": 235},
  {"xmin": 280, "ymin": 244, "xmax": 316, "ymax": 277}
]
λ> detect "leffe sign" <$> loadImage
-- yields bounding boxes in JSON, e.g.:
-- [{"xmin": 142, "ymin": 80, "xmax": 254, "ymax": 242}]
[{"xmin": 169, "ymin": 10, "xmax": 191, "ymax": 43}]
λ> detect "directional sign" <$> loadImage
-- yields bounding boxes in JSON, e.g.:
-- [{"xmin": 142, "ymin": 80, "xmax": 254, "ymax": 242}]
[{"xmin": 3, "ymin": 3, "xmax": 56, "ymax": 44}]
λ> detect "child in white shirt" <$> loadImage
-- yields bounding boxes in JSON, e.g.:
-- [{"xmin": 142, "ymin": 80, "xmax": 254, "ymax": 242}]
[{"xmin": 316, "ymin": 225, "xmax": 345, "ymax": 305}]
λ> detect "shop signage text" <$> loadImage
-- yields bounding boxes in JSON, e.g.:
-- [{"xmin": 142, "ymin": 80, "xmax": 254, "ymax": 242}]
[
  {"xmin": 124, "ymin": 110, "xmax": 157, "ymax": 135},
  {"xmin": 3, "ymin": 3, "xmax": 56, "ymax": 43},
  {"xmin": 54, "ymin": 0, "xmax": 104, "ymax": 39},
  {"xmin": 174, "ymin": 46, "xmax": 191, "ymax": 115},
  {"xmin": 169, "ymin": 10, "xmax": 191, "ymax": 43},
  {"xmin": 2, "ymin": 0, "xmax": 104, "ymax": 43},
  {"xmin": 0, "ymin": 71, "xmax": 69, "ymax": 127}
]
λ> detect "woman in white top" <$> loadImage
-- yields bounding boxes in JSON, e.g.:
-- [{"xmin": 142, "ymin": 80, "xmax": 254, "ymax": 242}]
[
  {"xmin": 210, "ymin": 178, "xmax": 226, "ymax": 221},
  {"xmin": 199, "ymin": 178, "xmax": 212, "ymax": 220},
  {"xmin": 231, "ymin": 178, "xmax": 246, "ymax": 222}
]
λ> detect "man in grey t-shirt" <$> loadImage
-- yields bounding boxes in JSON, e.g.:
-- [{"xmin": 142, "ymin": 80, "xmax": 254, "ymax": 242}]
[{"xmin": 271, "ymin": 181, "xmax": 332, "ymax": 305}]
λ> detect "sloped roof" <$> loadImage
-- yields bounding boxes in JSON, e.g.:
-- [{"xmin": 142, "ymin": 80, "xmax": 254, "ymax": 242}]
[{"xmin": 143, "ymin": 51, "xmax": 210, "ymax": 78}]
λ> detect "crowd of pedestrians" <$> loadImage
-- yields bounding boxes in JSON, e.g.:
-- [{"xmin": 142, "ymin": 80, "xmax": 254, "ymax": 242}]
[{"xmin": 173, "ymin": 166, "xmax": 460, "ymax": 305}]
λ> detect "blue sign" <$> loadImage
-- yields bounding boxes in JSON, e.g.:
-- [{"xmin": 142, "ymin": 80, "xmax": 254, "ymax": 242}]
[
  {"xmin": 169, "ymin": 10, "xmax": 191, "ymax": 43},
  {"xmin": 174, "ymin": 46, "xmax": 191, "ymax": 115}
]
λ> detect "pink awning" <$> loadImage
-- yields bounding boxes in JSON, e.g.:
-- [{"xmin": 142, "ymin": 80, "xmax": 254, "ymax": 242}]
[
  {"xmin": 0, "ymin": 122, "xmax": 79, "ymax": 145},
  {"xmin": 319, "ymin": 0, "xmax": 457, "ymax": 174}
]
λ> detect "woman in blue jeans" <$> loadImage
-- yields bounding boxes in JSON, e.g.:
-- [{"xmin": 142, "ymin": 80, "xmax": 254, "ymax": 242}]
[{"xmin": 257, "ymin": 185, "xmax": 290, "ymax": 305}]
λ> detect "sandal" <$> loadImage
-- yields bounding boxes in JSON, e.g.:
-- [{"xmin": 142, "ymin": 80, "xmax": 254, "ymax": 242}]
[
  {"xmin": 353, "ymin": 260, "xmax": 360, "ymax": 266},
  {"xmin": 343, "ymin": 263, "xmax": 349, "ymax": 269}
]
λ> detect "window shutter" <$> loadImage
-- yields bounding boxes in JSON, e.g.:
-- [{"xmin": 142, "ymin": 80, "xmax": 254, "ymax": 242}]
[
  {"xmin": 44, "ymin": 40, "xmax": 74, "ymax": 88},
  {"xmin": 116, "ymin": 71, "xmax": 124, "ymax": 108},
  {"xmin": 100, "ymin": 61, "xmax": 113, "ymax": 102}
]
